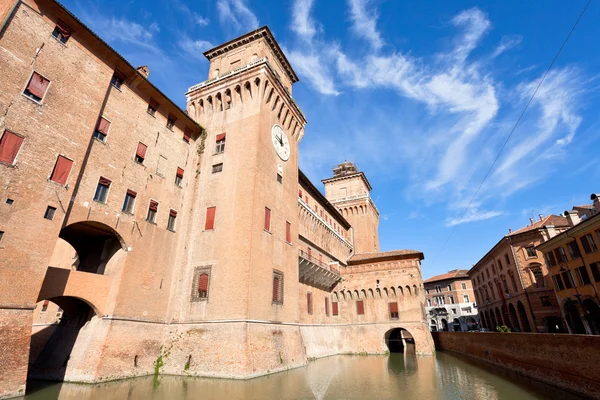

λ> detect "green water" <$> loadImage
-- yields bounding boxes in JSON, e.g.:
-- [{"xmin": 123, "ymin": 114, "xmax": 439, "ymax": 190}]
[{"xmin": 22, "ymin": 352, "xmax": 582, "ymax": 400}]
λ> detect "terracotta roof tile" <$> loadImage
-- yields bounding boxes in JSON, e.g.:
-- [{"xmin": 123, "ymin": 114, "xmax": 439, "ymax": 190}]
[
  {"xmin": 574, "ymin": 204, "xmax": 594, "ymax": 210},
  {"xmin": 348, "ymin": 250, "xmax": 423, "ymax": 263},
  {"xmin": 424, "ymin": 269, "xmax": 470, "ymax": 284},
  {"xmin": 508, "ymin": 215, "xmax": 568, "ymax": 236}
]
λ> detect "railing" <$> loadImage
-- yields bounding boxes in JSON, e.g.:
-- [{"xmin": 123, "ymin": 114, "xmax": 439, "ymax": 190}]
[
  {"xmin": 298, "ymin": 250, "xmax": 340, "ymax": 275},
  {"xmin": 298, "ymin": 198, "xmax": 353, "ymax": 248}
]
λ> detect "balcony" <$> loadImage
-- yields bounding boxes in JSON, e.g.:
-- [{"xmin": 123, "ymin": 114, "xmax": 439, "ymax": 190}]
[{"xmin": 298, "ymin": 250, "xmax": 342, "ymax": 291}]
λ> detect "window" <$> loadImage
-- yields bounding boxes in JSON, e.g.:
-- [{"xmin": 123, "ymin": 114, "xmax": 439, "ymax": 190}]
[
  {"xmin": 44, "ymin": 206, "xmax": 56, "ymax": 220},
  {"xmin": 135, "ymin": 142, "xmax": 147, "ymax": 164},
  {"xmin": 567, "ymin": 241, "xmax": 581, "ymax": 260},
  {"xmin": 212, "ymin": 163, "xmax": 223, "ymax": 173},
  {"xmin": 191, "ymin": 267, "xmax": 211, "ymax": 301},
  {"xmin": 576, "ymin": 266, "xmax": 591, "ymax": 286},
  {"xmin": 147, "ymin": 99, "xmax": 158, "ymax": 116},
  {"xmin": 427, "ymin": 298, "xmax": 432, "ymax": 306},
  {"xmin": 49, "ymin": 155, "xmax": 73, "ymax": 185},
  {"xmin": 540, "ymin": 296, "xmax": 552, "ymax": 307},
  {"xmin": 24, "ymin": 72, "xmax": 50, "ymax": 102},
  {"xmin": 146, "ymin": 200, "xmax": 158, "ymax": 223},
  {"xmin": 277, "ymin": 173, "xmax": 282, "ymax": 184},
  {"xmin": 286, "ymin": 221, "xmax": 291, "ymax": 243},
  {"xmin": 425, "ymin": 288, "xmax": 430, "ymax": 295},
  {"xmin": 461, "ymin": 282, "xmax": 467, "ymax": 290},
  {"xmin": 558, "ymin": 247, "xmax": 568, "ymax": 263},
  {"xmin": 0, "ymin": 130, "xmax": 24, "ymax": 165},
  {"xmin": 110, "ymin": 72, "xmax": 124, "ymax": 89},
  {"xmin": 175, "ymin": 168, "xmax": 184, "ymax": 186},
  {"xmin": 41, "ymin": 300, "xmax": 49, "ymax": 312},
  {"xmin": 332, "ymin": 301, "xmax": 339, "ymax": 316},
  {"xmin": 435, "ymin": 285, "xmax": 441, "ymax": 293},
  {"xmin": 0, "ymin": 231, "xmax": 4, "ymax": 242},
  {"xmin": 6, "ymin": 199, "xmax": 13, "ymax": 205},
  {"xmin": 525, "ymin": 246, "xmax": 537, "ymax": 258},
  {"xmin": 166, "ymin": 113, "xmax": 176, "ymax": 130},
  {"xmin": 93, "ymin": 117, "xmax": 110, "ymax": 142},
  {"xmin": 505, "ymin": 253, "xmax": 510, "ymax": 265},
  {"xmin": 298, "ymin": 190, "xmax": 302, "ymax": 198},
  {"xmin": 389, "ymin": 302, "xmax": 399, "ymax": 319},
  {"xmin": 581, "ymin": 234, "xmax": 598, "ymax": 254},
  {"xmin": 449, "ymin": 295, "xmax": 455, "ymax": 304},
  {"xmin": 307, "ymin": 292, "xmax": 313, "ymax": 315},
  {"xmin": 590, "ymin": 263, "xmax": 600, "ymax": 282},
  {"xmin": 447, "ymin": 285, "xmax": 452, "ymax": 291},
  {"xmin": 463, "ymin": 294, "xmax": 469, "ymax": 303},
  {"xmin": 167, "ymin": 210, "xmax": 177, "ymax": 231},
  {"xmin": 183, "ymin": 128, "xmax": 192, "ymax": 143},
  {"xmin": 452, "ymin": 308, "xmax": 457, "ymax": 314},
  {"xmin": 561, "ymin": 271, "xmax": 574, "ymax": 289},
  {"xmin": 215, "ymin": 133, "xmax": 226, "ymax": 153},
  {"xmin": 356, "ymin": 300, "xmax": 364, "ymax": 315},
  {"xmin": 51, "ymin": 21, "xmax": 71, "ymax": 44},
  {"xmin": 93, "ymin": 177, "xmax": 111, "ymax": 203},
  {"xmin": 264, "ymin": 207, "xmax": 271, "ymax": 232},
  {"xmin": 498, "ymin": 258, "xmax": 503, "ymax": 270},
  {"xmin": 532, "ymin": 268, "xmax": 545, "ymax": 288},
  {"xmin": 122, "ymin": 189, "xmax": 136, "ymax": 214},
  {"xmin": 205, "ymin": 207, "xmax": 216, "ymax": 230},
  {"xmin": 545, "ymin": 251, "xmax": 557, "ymax": 267},
  {"xmin": 272, "ymin": 271, "xmax": 283, "ymax": 304},
  {"xmin": 325, "ymin": 298, "xmax": 330, "ymax": 316},
  {"xmin": 198, "ymin": 274, "xmax": 209, "ymax": 299}
]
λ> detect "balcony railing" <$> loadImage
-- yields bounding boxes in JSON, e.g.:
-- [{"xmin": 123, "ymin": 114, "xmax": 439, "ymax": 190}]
[{"xmin": 298, "ymin": 250, "xmax": 342, "ymax": 290}]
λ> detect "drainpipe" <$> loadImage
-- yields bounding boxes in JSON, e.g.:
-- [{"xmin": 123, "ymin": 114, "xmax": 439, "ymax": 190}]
[{"xmin": 508, "ymin": 236, "xmax": 538, "ymax": 331}]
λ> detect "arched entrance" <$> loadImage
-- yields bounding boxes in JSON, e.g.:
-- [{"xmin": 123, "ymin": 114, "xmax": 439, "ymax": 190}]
[
  {"xmin": 441, "ymin": 318, "xmax": 448, "ymax": 331},
  {"xmin": 564, "ymin": 299, "xmax": 585, "ymax": 334},
  {"xmin": 517, "ymin": 301, "xmax": 532, "ymax": 332},
  {"xmin": 490, "ymin": 310, "xmax": 497, "ymax": 330},
  {"xmin": 452, "ymin": 318, "xmax": 461, "ymax": 332},
  {"xmin": 58, "ymin": 221, "xmax": 127, "ymax": 274},
  {"xmin": 494, "ymin": 308, "xmax": 503, "ymax": 327},
  {"xmin": 501, "ymin": 305, "xmax": 511, "ymax": 329},
  {"xmin": 508, "ymin": 303, "xmax": 521, "ymax": 332},
  {"xmin": 384, "ymin": 328, "xmax": 415, "ymax": 353},
  {"xmin": 430, "ymin": 319, "xmax": 438, "ymax": 332},
  {"xmin": 29, "ymin": 296, "xmax": 99, "ymax": 381},
  {"xmin": 582, "ymin": 299, "xmax": 600, "ymax": 335},
  {"xmin": 466, "ymin": 317, "xmax": 477, "ymax": 331}
]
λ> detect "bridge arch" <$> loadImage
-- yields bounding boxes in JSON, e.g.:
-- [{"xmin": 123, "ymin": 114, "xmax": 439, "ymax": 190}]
[{"xmin": 384, "ymin": 327, "xmax": 415, "ymax": 353}]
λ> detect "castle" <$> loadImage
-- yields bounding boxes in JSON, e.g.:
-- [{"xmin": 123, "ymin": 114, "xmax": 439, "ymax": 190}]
[{"xmin": 0, "ymin": 1, "xmax": 433, "ymax": 398}]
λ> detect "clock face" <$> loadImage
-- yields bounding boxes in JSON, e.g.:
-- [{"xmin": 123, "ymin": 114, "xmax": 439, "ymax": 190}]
[{"xmin": 271, "ymin": 124, "xmax": 290, "ymax": 161}]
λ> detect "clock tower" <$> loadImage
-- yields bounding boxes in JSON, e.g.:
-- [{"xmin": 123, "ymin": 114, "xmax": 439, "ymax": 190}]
[{"xmin": 179, "ymin": 27, "xmax": 307, "ymax": 375}]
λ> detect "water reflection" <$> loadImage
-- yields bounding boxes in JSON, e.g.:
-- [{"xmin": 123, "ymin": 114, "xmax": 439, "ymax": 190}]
[{"xmin": 23, "ymin": 352, "xmax": 583, "ymax": 400}]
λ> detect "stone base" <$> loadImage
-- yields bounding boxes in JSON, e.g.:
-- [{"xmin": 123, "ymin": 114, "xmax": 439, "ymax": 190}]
[{"xmin": 0, "ymin": 308, "xmax": 33, "ymax": 400}]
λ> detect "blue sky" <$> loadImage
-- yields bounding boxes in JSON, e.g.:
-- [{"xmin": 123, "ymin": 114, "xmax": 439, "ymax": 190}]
[{"xmin": 62, "ymin": 0, "xmax": 600, "ymax": 279}]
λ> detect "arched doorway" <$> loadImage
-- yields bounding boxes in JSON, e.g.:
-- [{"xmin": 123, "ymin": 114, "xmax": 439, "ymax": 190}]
[
  {"xmin": 452, "ymin": 318, "xmax": 461, "ymax": 332},
  {"xmin": 494, "ymin": 308, "xmax": 503, "ymax": 327},
  {"xmin": 441, "ymin": 319, "xmax": 448, "ymax": 331},
  {"xmin": 29, "ymin": 296, "xmax": 99, "ymax": 381},
  {"xmin": 385, "ymin": 328, "xmax": 414, "ymax": 353},
  {"xmin": 563, "ymin": 299, "xmax": 585, "ymax": 334},
  {"xmin": 501, "ymin": 305, "xmax": 511, "ymax": 330},
  {"xmin": 517, "ymin": 301, "xmax": 532, "ymax": 332},
  {"xmin": 430, "ymin": 319, "xmax": 438, "ymax": 332},
  {"xmin": 508, "ymin": 304, "xmax": 521, "ymax": 332},
  {"xmin": 466, "ymin": 317, "xmax": 477, "ymax": 331},
  {"xmin": 582, "ymin": 299, "xmax": 600, "ymax": 335},
  {"xmin": 58, "ymin": 221, "xmax": 127, "ymax": 274},
  {"xmin": 490, "ymin": 310, "xmax": 497, "ymax": 330}
]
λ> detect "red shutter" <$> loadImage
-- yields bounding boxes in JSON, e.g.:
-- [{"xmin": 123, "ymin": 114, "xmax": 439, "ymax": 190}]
[
  {"xmin": 97, "ymin": 117, "xmax": 110, "ymax": 134},
  {"xmin": 50, "ymin": 155, "xmax": 73, "ymax": 185},
  {"xmin": 264, "ymin": 207, "xmax": 271, "ymax": 231},
  {"xmin": 149, "ymin": 98, "xmax": 159, "ymax": 110},
  {"xmin": 98, "ymin": 176, "xmax": 111, "ymax": 186},
  {"xmin": 126, "ymin": 189, "xmax": 137, "ymax": 197},
  {"xmin": 56, "ymin": 21, "xmax": 71, "ymax": 38},
  {"xmin": 272, "ymin": 277, "xmax": 280, "ymax": 302},
  {"xmin": 286, "ymin": 221, "xmax": 291, "ymax": 243},
  {"xmin": 299, "ymin": 190, "xmax": 302, "ymax": 198},
  {"xmin": 205, "ymin": 207, "xmax": 216, "ymax": 230},
  {"xmin": 176, "ymin": 167, "xmax": 184, "ymax": 178},
  {"xmin": 0, "ymin": 131, "xmax": 24, "ymax": 164},
  {"xmin": 169, "ymin": 209, "xmax": 177, "ymax": 217},
  {"xmin": 305, "ymin": 196, "xmax": 308, "ymax": 204},
  {"xmin": 356, "ymin": 300, "xmax": 364, "ymax": 315},
  {"xmin": 325, "ymin": 298, "xmax": 329, "ymax": 316},
  {"xmin": 216, "ymin": 133, "xmax": 226, "ymax": 141},
  {"xmin": 307, "ymin": 292, "xmax": 312, "ymax": 314},
  {"xmin": 183, "ymin": 128, "xmax": 192, "ymax": 143},
  {"xmin": 332, "ymin": 301, "xmax": 339, "ymax": 316},
  {"xmin": 198, "ymin": 273, "xmax": 209, "ymax": 292},
  {"xmin": 136, "ymin": 142, "xmax": 147, "ymax": 158},
  {"xmin": 389, "ymin": 302, "xmax": 398, "ymax": 313},
  {"xmin": 149, "ymin": 200, "xmax": 158, "ymax": 211},
  {"xmin": 26, "ymin": 72, "xmax": 49, "ymax": 99}
]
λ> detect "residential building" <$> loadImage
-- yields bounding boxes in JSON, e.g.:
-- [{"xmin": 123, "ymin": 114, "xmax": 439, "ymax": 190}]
[
  {"xmin": 424, "ymin": 269, "xmax": 479, "ymax": 332},
  {"xmin": 0, "ymin": 1, "xmax": 433, "ymax": 398},
  {"xmin": 468, "ymin": 215, "xmax": 569, "ymax": 333},
  {"xmin": 536, "ymin": 194, "xmax": 600, "ymax": 335}
]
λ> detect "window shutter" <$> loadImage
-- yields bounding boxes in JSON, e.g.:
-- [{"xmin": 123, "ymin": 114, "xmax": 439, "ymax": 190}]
[
  {"xmin": 0, "ymin": 131, "xmax": 24, "ymax": 164},
  {"xmin": 169, "ymin": 209, "xmax": 177, "ymax": 217},
  {"xmin": 136, "ymin": 142, "xmax": 147, "ymax": 158},
  {"xmin": 149, "ymin": 200, "xmax": 158, "ymax": 211},
  {"xmin": 126, "ymin": 189, "xmax": 137, "ymax": 197},
  {"xmin": 299, "ymin": 190, "xmax": 302, "ymax": 198},
  {"xmin": 98, "ymin": 176, "xmax": 111, "ymax": 186},
  {"xmin": 332, "ymin": 301, "xmax": 339, "ymax": 316},
  {"xmin": 198, "ymin": 273, "xmax": 209, "ymax": 293},
  {"xmin": 50, "ymin": 155, "xmax": 73, "ymax": 185},
  {"xmin": 216, "ymin": 133, "xmax": 226, "ymax": 141},
  {"xmin": 177, "ymin": 167, "xmax": 184, "ymax": 178},
  {"xmin": 56, "ymin": 20, "xmax": 72, "ymax": 38},
  {"xmin": 264, "ymin": 207, "xmax": 271, "ymax": 231},
  {"xmin": 272, "ymin": 277, "xmax": 280, "ymax": 302},
  {"xmin": 149, "ymin": 98, "xmax": 159, "ymax": 110},
  {"xmin": 286, "ymin": 222, "xmax": 291, "ymax": 243},
  {"xmin": 26, "ymin": 72, "xmax": 49, "ymax": 99},
  {"xmin": 183, "ymin": 128, "xmax": 192, "ymax": 143},
  {"xmin": 356, "ymin": 300, "xmax": 364, "ymax": 315},
  {"xmin": 97, "ymin": 117, "xmax": 110, "ymax": 134},
  {"xmin": 205, "ymin": 207, "xmax": 216, "ymax": 230},
  {"xmin": 389, "ymin": 302, "xmax": 398, "ymax": 313}
]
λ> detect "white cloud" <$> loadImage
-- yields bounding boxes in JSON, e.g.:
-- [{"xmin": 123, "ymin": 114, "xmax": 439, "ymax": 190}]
[
  {"xmin": 217, "ymin": 0, "xmax": 259, "ymax": 33},
  {"xmin": 348, "ymin": 0, "xmax": 383, "ymax": 50},
  {"xmin": 291, "ymin": 0, "xmax": 318, "ymax": 42},
  {"xmin": 287, "ymin": 49, "xmax": 340, "ymax": 95},
  {"xmin": 196, "ymin": 15, "xmax": 210, "ymax": 26},
  {"xmin": 490, "ymin": 35, "xmax": 522, "ymax": 58},
  {"xmin": 179, "ymin": 37, "xmax": 215, "ymax": 59},
  {"xmin": 445, "ymin": 208, "xmax": 503, "ymax": 226}
]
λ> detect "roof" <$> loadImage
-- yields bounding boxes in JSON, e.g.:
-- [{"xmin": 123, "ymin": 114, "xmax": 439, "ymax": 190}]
[
  {"xmin": 322, "ymin": 171, "xmax": 373, "ymax": 191},
  {"xmin": 298, "ymin": 169, "xmax": 351, "ymax": 230},
  {"xmin": 537, "ymin": 209, "xmax": 600, "ymax": 251},
  {"xmin": 508, "ymin": 215, "xmax": 568, "ymax": 236},
  {"xmin": 203, "ymin": 26, "xmax": 298, "ymax": 84},
  {"xmin": 574, "ymin": 204, "xmax": 594, "ymax": 210},
  {"xmin": 348, "ymin": 250, "xmax": 424, "ymax": 264},
  {"xmin": 424, "ymin": 269, "xmax": 470, "ymax": 284}
]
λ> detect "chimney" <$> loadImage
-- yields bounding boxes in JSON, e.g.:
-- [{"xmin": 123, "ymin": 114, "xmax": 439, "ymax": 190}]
[
  {"xmin": 539, "ymin": 214, "xmax": 543, "ymax": 221},
  {"xmin": 136, "ymin": 65, "xmax": 150, "ymax": 78},
  {"xmin": 565, "ymin": 210, "xmax": 581, "ymax": 227},
  {"xmin": 529, "ymin": 217, "xmax": 535, "ymax": 225},
  {"xmin": 508, "ymin": 228, "xmax": 512, "ymax": 234},
  {"xmin": 591, "ymin": 194, "xmax": 600, "ymax": 214},
  {"xmin": 541, "ymin": 224, "xmax": 557, "ymax": 241}
]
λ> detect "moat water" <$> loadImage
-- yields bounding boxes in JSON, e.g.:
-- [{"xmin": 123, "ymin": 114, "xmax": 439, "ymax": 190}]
[{"xmin": 22, "ymin": 352, "xmax": 581, "ymax": 400}]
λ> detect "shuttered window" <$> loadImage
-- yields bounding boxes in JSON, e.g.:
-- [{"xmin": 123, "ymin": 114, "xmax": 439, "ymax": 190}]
[
  {"xmin": 148, "ymin": 98, "xmax": 158, "ymax": 116},
  {"xmin": 147, "ymin": 200, "xmax": 158, "ymax": 223},
  {"xmin": 122, "ymin": 189, "xmax": 136, "ymax": 213},
  {"xmin": 205, "ymin": 207, "xmax": 216, "ymax": 230},
  {"xmin": 167, "ymin": 209, "xmax": 177, "ymax": 231},
  {"xmin": 198, "ymin": 274, "xmax": 209, "ymax": 298},
  {"xmin": 166, "ymin": 113, "xmax": 177, "ymax": 130},
  {"xmin": 176, "ymin": 167, "xmax": 184, "ymax": 186},
  {"xmin": 273, "ymin": 276, "xmax": 280, "ymax": 302},
  {"xmin": 264, "ymin": 207, "xmax": 271, "ymax": 231},
  {"xmin": 0, "ymin": 130, "xmax": 24, "ymax": 165},
  {"xmin": 272, "ymin": 270, "xmax": 284, "ymax": 304},
  {"xmin": 299, "ymin": 190, "xmax": 302, "ymax": 198},
  {"xmin": 183, "ymin": 128, "xmax": 192, "ymax": 143},
  {"xmin": 356, "ymin": 300, "xmax": 364, "ymax": 315},
  {"xmin": 135, "ymin": 142, "xmax": 147, "ymax": 163},
  {"xmin": 52, "ymin": 21, "xmax": 71, "ymax": 43},
  {"xmin": 332, "ymin": 301, "xmax": 339, "ymax": 316},
  {"xmin": 93, "ymin": 177, "xmax": 111, "ymax": 203},
  {"xmin": 286, "ymin": 221, "xmax": 291, "ymax": 243},
  {"xmin": 24, "ymin": 72, "xmax": 50, "ymax": 101},
  {"xmin": 389, "ymin": 302, "xmax": 399, "ymax": 319},
  {"xmin": 215, "ymin": 133, "xmax": 226, "ymax": 153},
  {"xmin": 307, "ymin": 292, "xmax": 313, "ymax": 315},
  {"xmin": 49, "ymin": 155, "xmax": 73, "ymax": 185},
  {"xmin": 94, "ymin": 117, "xmax": 110, "ymax": 142}
]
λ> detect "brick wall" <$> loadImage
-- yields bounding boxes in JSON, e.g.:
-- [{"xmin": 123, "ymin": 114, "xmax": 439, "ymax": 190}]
[{"xmin": 432, "ymin": 332, "xmax": 600, "ymax": 398}]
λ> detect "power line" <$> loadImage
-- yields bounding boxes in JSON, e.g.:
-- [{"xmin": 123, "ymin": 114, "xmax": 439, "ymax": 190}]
[{"xmin": 430, "ymin": 0, "xmax": 592, "ymax": 267}]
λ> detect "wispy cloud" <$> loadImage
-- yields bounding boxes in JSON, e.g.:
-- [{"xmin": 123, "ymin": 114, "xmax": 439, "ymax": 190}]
[
  {"xmin": 445, "ymin": 208, "xmax": 503, "ymax": 226},
  {"xmin": 291, "ymin": 0, "xmax": 318, "ymax": 42},
  {"xmin": 217, "ymin": 0, "xmax": 259, "ymax": 33},
  {"xmin": 490, "ymin": 35, "xmax": 522, "ymax": 58},
  {"xmin": 348, "ymin": 0, "xmax": 383, "ymax": 50},
  {"xmin": 179, "ymin": 37, "xmax": 215, "ymax": 59}
]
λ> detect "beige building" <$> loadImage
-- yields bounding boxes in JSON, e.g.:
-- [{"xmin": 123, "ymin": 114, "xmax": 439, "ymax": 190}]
[{"xmin": 0, "ymin": 1, "xmax": 433, "ymax": 398}]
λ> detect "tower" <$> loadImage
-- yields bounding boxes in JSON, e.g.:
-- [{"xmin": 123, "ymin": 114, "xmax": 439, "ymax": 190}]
[{"xmin": 322, "ymin": 162, "xmax": 380, "ymax": 253}]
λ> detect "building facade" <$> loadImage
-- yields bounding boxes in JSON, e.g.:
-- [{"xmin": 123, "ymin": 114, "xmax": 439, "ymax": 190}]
[
  {"xmin": 423, "ymin": 270, "xmax": 479, "ymax": 332},
  {"xmin": 536, "ymin": 195, "xmax": 600, "ymax": 335},
  {"xmin": 0, "ymin": 1, "xmax": 433, "ymax": 398},
  {"xmin": 468, "ymin": 216, "xmax": 569, "ymax": 333}
]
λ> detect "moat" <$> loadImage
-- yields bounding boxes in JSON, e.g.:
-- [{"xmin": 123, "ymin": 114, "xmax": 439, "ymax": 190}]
[{"xmin": 21, "ymin": 352, "xmax": 581, "ymax": 400}]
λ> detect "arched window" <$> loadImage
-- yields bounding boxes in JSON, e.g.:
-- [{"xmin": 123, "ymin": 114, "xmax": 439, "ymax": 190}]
[{"xmin": 198, "ymin": 273, "xmax": 209, "ymax": 298}]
